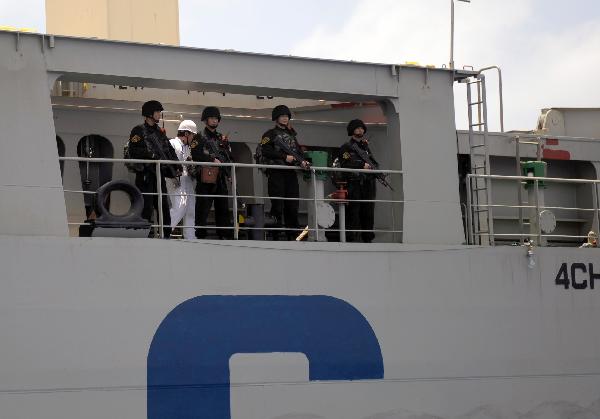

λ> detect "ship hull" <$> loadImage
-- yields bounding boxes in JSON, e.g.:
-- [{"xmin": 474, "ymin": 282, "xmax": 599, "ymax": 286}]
[{"xmin": 2, "ymin": 236, "xmax": 599, "ymax": 418}]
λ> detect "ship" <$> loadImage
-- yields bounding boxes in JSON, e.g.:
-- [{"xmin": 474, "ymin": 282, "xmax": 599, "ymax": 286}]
[{"xmin": 2, "ymin": 5, "xmax": 600, "ymax": 419}]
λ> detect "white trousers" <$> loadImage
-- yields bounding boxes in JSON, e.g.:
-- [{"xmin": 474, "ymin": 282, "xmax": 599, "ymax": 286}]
[{"xmin": 166, "ymin": 176, "xmax": 196, "ymax": 239}]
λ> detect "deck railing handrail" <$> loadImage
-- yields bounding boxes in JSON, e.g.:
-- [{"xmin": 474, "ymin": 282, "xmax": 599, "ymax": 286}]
[
  {"xmin": 59, "ymin": 156, "xmax": 403, "ymax": 242},
  {"xmin": 458, "ymin": 131, "xmax": 600, "ymax": 144},
  {"xmin": 468, "ymin": 173, "xmax": 600, "ymax": 185},
  {"xmin": 58, "ymin": 156, "xmax": 403, "ymax": 175},
  {"xmin": 467, "ymin": 173, "xmax": 600, "ymax": 246}
]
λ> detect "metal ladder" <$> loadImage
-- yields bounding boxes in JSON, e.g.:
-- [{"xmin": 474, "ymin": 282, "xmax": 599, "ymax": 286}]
[{"xmin": 466, "ymin": 74, "xmax": 494, "ymax": 245}]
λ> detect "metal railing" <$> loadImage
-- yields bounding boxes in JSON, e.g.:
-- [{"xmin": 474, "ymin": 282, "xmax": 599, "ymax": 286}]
[
  {"xmin": 59, "ymin": 157, "xmax": 403, "ymax": 242},
  {"xmin": 467, "ymin": 173, "xmax": 600, "ymax": 246}
]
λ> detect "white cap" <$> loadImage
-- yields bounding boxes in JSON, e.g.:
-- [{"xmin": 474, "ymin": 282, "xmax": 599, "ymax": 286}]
[{"xmin": 178, "ymin": 120, "xmax": 197, "ymax": 134}]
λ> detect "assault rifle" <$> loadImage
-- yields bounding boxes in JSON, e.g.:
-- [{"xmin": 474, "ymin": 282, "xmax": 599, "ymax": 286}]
[
  {"xmin": 204, "ymin": 134, "xmax": 232, "ymax": 175},
  {"xmin": 350, "ymin": 141, "xmax": 394, "ymax": 191},
  {"xmin": 146, "ymin": 130, "xmax": 180, "ymax": 179},
  {"xmin": 273, "ymin": 136, "xmax": 311, "ymax": 169}
]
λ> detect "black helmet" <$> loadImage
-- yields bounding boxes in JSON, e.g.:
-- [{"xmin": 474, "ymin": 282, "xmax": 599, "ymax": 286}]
[
  {"xmin": 272, "ymin": 105, "xmax": 292, "ymax": 121},
  {"xmin": 346, "ymin": 119, "xmax": 367, "ymax": 136},
  {"xmin": 142, "ymin": 100, "xmax": 164, "ymax": 117},
  {"xmin": 201, "ymin": 106, "xmax": 221, "ymax": 122}
]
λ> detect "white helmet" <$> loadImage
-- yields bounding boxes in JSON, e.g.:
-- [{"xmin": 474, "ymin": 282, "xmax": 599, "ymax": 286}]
[{"xmin": 178, "ymin": 120, "xmax": 197, "ymax": 134}]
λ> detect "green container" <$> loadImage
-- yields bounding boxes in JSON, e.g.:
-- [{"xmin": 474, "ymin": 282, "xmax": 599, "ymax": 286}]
[
  {"xmin": 303, "ymin": 151, "xmax": 329, "ymax": 181},
  {"xmin": 521, "ymin": 161, "xmax": 547, "ymax": 189}
]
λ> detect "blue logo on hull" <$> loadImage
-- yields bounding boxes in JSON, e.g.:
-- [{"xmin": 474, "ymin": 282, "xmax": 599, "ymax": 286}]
[{"xmin": 147, "ymin": 295, "xmax": 384, "ymax": 419}]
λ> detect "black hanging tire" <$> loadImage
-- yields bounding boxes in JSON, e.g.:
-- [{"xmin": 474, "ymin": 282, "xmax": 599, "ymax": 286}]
[{"xmin": 94, "ymin": 179, "xmax": 145, "ymax": 222}]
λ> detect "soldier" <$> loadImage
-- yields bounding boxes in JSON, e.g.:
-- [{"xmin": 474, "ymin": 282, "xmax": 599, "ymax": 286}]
[
  {"xmin": 126, "ymin": 100, "xmax": 180, "ymax": 238},
  {"xmin": 339, "ymin": 119, "xmax": 376, "ymax": 243},
  {"xmin": 260, "ymin": 105, "xmax": 310, "ymax": 240},
  {"xmin": 191, "ymin": 106, "xmax": 233, "ymax": 239},
  {"xmin": 166, "ymin": 120, "xmax": 197, "ymax": 240}
]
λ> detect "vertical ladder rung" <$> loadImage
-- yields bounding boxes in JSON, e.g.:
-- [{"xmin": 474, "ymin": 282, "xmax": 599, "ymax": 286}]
[{"xmin": 466, "ymin": 74, "xmax": 494, "ymax": 246}]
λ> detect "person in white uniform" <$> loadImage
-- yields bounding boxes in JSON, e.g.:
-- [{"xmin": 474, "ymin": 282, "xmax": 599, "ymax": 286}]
[{"xmin": 166, "ymin": 120, "xmax": 198, "ymax": 239}]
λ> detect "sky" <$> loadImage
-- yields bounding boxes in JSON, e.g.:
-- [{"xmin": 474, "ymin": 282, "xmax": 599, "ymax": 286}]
[{"xmin": 2, "ymin": 0, "xmax": 600, "ymax": 131}]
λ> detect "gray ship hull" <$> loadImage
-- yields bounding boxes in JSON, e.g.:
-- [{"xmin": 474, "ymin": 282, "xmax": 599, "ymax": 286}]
[{"xmin": 1, "ymin": 236, "xmax": 599, "ymax": 419}]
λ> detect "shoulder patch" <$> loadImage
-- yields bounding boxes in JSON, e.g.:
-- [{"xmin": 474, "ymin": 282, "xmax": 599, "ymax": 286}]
[
  {"xmin": 261, "ymin": 137, "xmax": 271, "ymax": 145},
  {"xmin": 130, "ymin": 135, "xmax": 142, "ymax": 143},
  {"xmin": 342, "ymin": 151, "xmax": 351, "ymax": 160}
]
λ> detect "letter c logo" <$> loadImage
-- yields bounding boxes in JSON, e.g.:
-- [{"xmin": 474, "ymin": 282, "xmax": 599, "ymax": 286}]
[{"xmin": 147, "ymin": 296, "xmax": 384, "ymax": 419}]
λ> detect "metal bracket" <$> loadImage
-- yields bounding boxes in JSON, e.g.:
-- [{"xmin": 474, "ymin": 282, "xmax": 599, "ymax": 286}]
[
  {"xmin": 40, "ymin": 34, "xmax": 55, "ymax": 53},
  {"xmin": 393, "ymin": 65, "xmax": 401, "ymax": 97}
]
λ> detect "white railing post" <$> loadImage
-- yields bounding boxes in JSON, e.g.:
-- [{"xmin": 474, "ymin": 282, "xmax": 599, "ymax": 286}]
[
  {"xmin": 466, "ymin": 174, "xmax": 473, "ymax": 244},
  {"xmin": 390, "ymin": 200, "xmax": 396, "ymax": 243},
  {"xmin": 339, "ymin": 203, "xmax": 346, "ymax": 243},
  {"xmin": 311, "ymin": 168, "xmax": 319, "ymax": 242},
  {"xmin": 231, "ymin": 164, "xmax": 239, "ymax": 240},
  {"xmin": 156, "ymin": 161, "xmax": 164, "ymax": 239},
  {"xmin": 593, "ymin": 182, "xmax": 600, "ymax": 234},
  {"xmin": 534, "ymin": 178, "xmax": 542, "ymax": 246}
]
